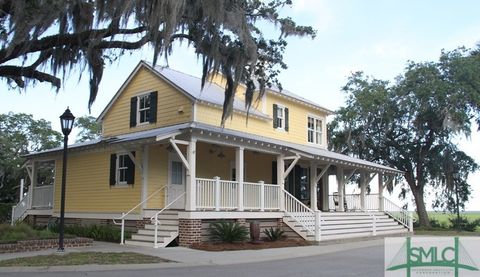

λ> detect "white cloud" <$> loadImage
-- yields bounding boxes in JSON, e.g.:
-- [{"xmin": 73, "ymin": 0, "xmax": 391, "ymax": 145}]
[{"xmin": 291, "ymin": 0, "xmax": 334, "ymax": 32}]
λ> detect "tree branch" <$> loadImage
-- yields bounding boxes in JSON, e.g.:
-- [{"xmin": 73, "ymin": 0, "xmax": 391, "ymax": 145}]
[
  {"xmin": 0, "ymin": 65, "xmax": 60, "ymax": 87},
  {"xmin": 0, "ymin": 26, "xmax": 147, "ymax": 63}
]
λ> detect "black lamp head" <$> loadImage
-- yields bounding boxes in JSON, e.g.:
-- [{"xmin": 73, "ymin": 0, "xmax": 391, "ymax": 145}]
[{"xmin": 60, "ymin": 107, "xmax": 75, "ymax": 136}]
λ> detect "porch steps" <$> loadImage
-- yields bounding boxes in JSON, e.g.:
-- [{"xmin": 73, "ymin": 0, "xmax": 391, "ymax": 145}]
[
  {"xmin": 124, "ymin": 210, "xmax": 179, "ymax": 248},
  {"xmin": 283, "ymin": 211, "xmax": 408, "ymax": 241}
]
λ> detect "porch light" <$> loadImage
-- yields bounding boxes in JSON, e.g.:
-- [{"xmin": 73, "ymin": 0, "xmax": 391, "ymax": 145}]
[
  {"xmin": 58, "ymin": 107, "xmax": 75, "ymax": 252},
  {"xmin": 60, "ymin": 107, "xmax": 75, "ymax": 136}
]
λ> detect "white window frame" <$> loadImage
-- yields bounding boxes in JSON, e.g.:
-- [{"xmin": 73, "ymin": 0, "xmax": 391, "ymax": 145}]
[
  {"xmin": 275, "ymin": 104, "xmax": 286, "ymax": 130},
  {"xmin": 307, "ymin": 115, "xmax": 323, "ymax": 146},
  {"xmin": 116, "ymin": 153, "xmax": 130, "ymax": 186},
  {"xmin": 136, "ymin": 93, "xmax": 151, "ymax": 125}
]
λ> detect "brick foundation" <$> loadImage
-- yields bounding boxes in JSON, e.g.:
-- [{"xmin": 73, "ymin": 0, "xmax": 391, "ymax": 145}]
[
  {"xmin": 178, "ymin": 219, "xmax": 202, "ymax": 246},
  {"xmin": 0, "ymin": 238, "xmax": 93, "ymax": 253},
  {"xmin": 136, "ymin": 218, "xmax": 151, "ymax": 230}
]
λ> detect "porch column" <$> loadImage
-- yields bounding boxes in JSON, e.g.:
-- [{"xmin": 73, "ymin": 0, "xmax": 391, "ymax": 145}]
[
  {"xmin": 310, "ymin": 161, "xmax": 318, "ymax": 211},
  {"xmin": 277, "ymin": 154, "xmax": 285, "ymax": 211},
  {"xmin": 185, "ymin": 138, "xmax": 197, "ymax": 211},
  {"xmin": 236, "ymin": 147, "xmax": 244, "ymax": 211},
  {"xmin": 322, "ymin": 174, "xmax": 329, "ymax": 211},
  {"xmin": 360, "ymin": 172, "xmax": 366, "ymax": 210},
  {"xmin": 336, "ymin": 167, "xmax": 345, "ymax": 212},
  {"xmin": 378, "ymin": 172, "xmax": 384, "ymax": 212}
]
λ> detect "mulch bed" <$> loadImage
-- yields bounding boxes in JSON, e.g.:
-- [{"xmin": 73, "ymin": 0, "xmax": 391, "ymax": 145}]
[{"xmin": 190, "ymin": 239, "xmax": 314, "ymax": 251}]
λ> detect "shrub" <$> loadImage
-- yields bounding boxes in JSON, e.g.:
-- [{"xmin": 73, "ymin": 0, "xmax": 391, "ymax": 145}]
[
  {"xmin": 449, "ymin": 216, "xmax": 480, "ymax": 232},
  {"xmin": 48, "ymin": 221, "xmax": 130, "ymax": 243},
  {"xmin": 0, "ymin": 223, "xmax": 57, "ymax": 243},
  {"xmin": 209, "ymin": 221, "xmax": 249, "ymax": 243},
  {"xmin": 0, "ymin": 203, "xmax": 13, "ymax": 224},
  {"xmin": 263, "ymin": 227, "xmax": 286, "ymax": 241}
]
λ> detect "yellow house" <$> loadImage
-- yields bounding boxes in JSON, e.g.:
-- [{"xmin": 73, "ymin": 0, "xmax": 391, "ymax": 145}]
[{"xmin": 13, "ymin": 61, "xmax": 412, "ymax": 247}]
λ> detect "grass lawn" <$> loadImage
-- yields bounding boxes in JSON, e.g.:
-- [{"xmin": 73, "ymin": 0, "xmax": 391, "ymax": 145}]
[
  {"xmin": 414, "ymin": 229, "xmax": 480, "ymax": 236},
  {"xmin": 427, "ymin": 211, "xmax": 480, "ymax": 224},
  {"xmin": 0, "ymin": 252, "xmax": 170, "ymax": 267}
]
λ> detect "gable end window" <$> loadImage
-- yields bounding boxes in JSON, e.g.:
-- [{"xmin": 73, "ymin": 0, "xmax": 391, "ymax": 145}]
[
  {"xmin": 130, "ymin": 91, "xmax": 158, "ymax": 127},
  {"xmin": 307, "ymin": 116, "xmax": 323, "ymax": 145},
  {"xmin": 273, "ymin": 104, "xmax": 289, "ymax": 131},
  {"xmin": 109, "ymin": 152, "xmax": 135, "ymax": 186}
]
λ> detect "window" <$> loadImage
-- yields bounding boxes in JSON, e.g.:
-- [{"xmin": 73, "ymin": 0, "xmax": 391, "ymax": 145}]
[
  {"xmin": 109, "ymin": 152, "xmax": 135, "ymax": 186},
  {"xmin": 137, "ymin": 94, "xmax": 151, "ymax": 124},
  {"xmin": 117, "ymin": 154, "xmax": 129, "ymax": 185},
  {"xmin": 273, "ymin": 104, "xmax": 289, "ymax": 131},
  {"xmin": 171, "ymin": 161, "xmax": 184, "ymax": 184},
  {"xmin": 130, "ymin": 91, "xmax": 157, "ymax": 127},
  {"xmin": 307, "ymin": 116, "xmax": 323, "ymax": 145}
]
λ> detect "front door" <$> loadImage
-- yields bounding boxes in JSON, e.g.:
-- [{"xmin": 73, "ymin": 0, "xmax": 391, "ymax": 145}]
[{"xmin": 167, "ymin": 154, "xmax": 186, "ymax": 209}]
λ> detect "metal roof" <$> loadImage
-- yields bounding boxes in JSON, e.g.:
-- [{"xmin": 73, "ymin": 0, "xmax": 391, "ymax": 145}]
[
  {"xmin": 149, "ymin": 64, "xmax": 269, "ymax": 118},
  {"xmin": 27, "ymin": 122, "xmax": 401, "ymax": 174}
]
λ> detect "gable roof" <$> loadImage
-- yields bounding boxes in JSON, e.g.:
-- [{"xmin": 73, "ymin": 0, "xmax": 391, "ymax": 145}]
[{"xmin": 97, "ymin": 61, "xmax": 269, "ymax": 121}]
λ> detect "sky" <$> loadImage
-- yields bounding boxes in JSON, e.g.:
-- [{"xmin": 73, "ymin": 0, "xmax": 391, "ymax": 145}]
[{"xmin": 1, "ymin": 0, "xmax": 480, "ymax": 211}]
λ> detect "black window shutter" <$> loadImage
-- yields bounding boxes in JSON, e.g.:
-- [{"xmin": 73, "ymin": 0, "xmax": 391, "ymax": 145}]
[
  {"xmin": 272, "ymin": 161, "xmax": 277, "ymax": 185},
  {"xmin": 130, "ymin": 97, "xmax": 137, "ymax": 127},
  {"xmin": 284, "ymin": 107, "xmax": 289, "ymax": 131},
  {"xmin": 126, "ymin": 151, "xmax": 136, "ymax": 185},
  {"xmin": 273, "ymin": 104, "xmax": 278, "ymax": 128},
  {"xmin": 149, "ymin": 91, "xmax": 158, "ymax": 123},
  {"xmin": 109, "ymin": 154, "xmax": 117, "ymax": 186}
]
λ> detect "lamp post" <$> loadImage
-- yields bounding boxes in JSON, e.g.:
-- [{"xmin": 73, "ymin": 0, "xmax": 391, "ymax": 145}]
[{"xmin": 58, "ymin": 107, "xmax": 75, "ymax": 252}]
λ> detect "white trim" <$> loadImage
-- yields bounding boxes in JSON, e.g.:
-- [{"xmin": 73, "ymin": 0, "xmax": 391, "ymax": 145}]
[
  {"xmin": 178, "ymin": 211, "xmax": 284, "ymax": 219},
  {"xmin": 306, "ymin": 113, "xmax": 324, "ymax": 147},
  {"xmin": 97, "ymin": 61, "xmax": 195, "ymax": 122},
  {"xmin": 116, "ymin": 153, "xmax": 129, "ymax": 185},
  {"xmin": 274, "ymin": 104, "xmax": 286, "ymax": 131},
  {"xmin": 136, "ymin": 92, "xmax": 152, "ymax": 126}
]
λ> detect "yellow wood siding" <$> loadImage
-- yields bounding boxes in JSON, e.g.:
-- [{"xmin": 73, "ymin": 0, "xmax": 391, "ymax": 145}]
[
  {"xmin": 54, "ymin": 151, "xmax": 142, "ymax": 213},
  {"xmin": 195, "ymin": 142, "xmax": 274, "ymax": 183},
  {"xmin": 102, "ymin": 67, "xmax": 192, "ymax": 137},
  {"xmin": 196, "ymin": 93, "xmax": 328, "ymax": 147},
  {"xmin": 145, "ymin": 145, "xmax": 168, "ymax": 209}
]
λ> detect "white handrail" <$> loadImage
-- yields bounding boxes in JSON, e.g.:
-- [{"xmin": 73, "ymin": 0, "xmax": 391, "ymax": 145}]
[
  {"xmin": 113, "ymin": 185, "xmax": 167, "ymax": 244},
  {"xmin": 11, "ymin": 191, "xmax": 31, "ymax": 225},
  {"xmin": 151, "ymin": 192, "xmax": 186, "ymax": 248},
  {"xmin": 382, "ymin": 196, "xmax": 414, "ymax": 231},
  {"xmin": 283, "ymin": 189, "xmax": 316, "ymax": 234}
]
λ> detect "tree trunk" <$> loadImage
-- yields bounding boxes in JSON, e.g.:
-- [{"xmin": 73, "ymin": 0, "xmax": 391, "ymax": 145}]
[{"xmin": 412, "ymin": 185, "xmax": 430, "ymax": 227}]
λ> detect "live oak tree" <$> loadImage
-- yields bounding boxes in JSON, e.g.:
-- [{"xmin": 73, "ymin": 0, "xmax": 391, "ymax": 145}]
[
  {"xmin": 329, "ymin": 48, "xmax": 480, "ymax": 227},
  {"xmin": 74, "ymin": 115, "xmax": 102, "ymax": 142},
  {"xmin": 0, "ymin": 113, "xmax": 62, "ymax": 203},
  {"xmin": 0, "ymin": 0, "xmax": 315, "ymax": 125}
]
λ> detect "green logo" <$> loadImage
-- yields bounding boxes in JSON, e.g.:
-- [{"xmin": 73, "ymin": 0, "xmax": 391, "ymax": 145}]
[{"xmin": 387, "ymin": 237, "xmax": 478, "ymax": 277}]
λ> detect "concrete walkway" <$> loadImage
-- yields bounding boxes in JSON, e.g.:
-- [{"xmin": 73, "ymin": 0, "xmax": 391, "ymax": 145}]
[{"xmin": 0, "ymin": 238, "xmax": 385, "ymax": 272}]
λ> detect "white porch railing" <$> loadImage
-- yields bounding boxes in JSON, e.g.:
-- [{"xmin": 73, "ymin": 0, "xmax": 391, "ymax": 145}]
[
  {"xmin": 284, "ymin": 189, "xmax": 316, "ymax": 234},
  {"xmin": 196, "ymin": 178, "xmax": 281, "ymax": 211},
  {"xmin": 383, "ymin": 196, "xmax": 414, "ymax": 231},
  {"xmin": 31, "ymin": 185, "xmax": 54, "ymax": 208},
  {"xmin": 11, "ymin": 191, "xmax": 31, "ymax": 225},
  {"xmin": 329, "ymin": 194, "xmax": 379, "ymax": 211}
]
